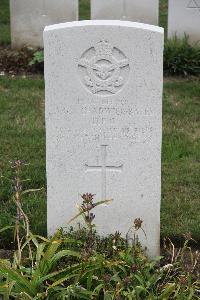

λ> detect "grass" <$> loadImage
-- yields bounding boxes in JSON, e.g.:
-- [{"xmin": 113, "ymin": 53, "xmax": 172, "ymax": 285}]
[
  {"xmin": 0, "ymin": 76, "xmax": 46, "ymax": 248},
  {"xmin": 80, "ymin": 0, "xmax": 90, "ymax": 20},
  {"xmin": 161, "ymin": 79, "xmax": 200, "ymax": 240},
  {"xmin": 0, "ymin": 75, "xmax": 199, "ymax": 247},
  {"xmin": 0, "ymin": 0, "xmax": 168, "ymax": 45},
  {"xmin": 0, "ymin": 0, "xmax": 10, "ymax": 45}
]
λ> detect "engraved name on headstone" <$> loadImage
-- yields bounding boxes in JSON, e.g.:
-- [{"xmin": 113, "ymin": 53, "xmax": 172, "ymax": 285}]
[
  {"xmin": 91, "ymin": 0, "xmax": 159, "ymax": 25},
  {"xmin": 168, "ymin": 0, "xmax": 200, "ymax": 44},
  {"xmin": 10, "ymin": 0, "xmax": 78, "ymax": 48},
  {"xmin": 44, "ymin": 20, "xmax": 164, "ymax": 257}
]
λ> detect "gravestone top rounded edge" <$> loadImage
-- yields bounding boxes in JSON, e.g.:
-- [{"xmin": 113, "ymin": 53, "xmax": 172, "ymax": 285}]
[{"xmin": 44, "ymin": 20, "xmax": 164, "ymax": 34}]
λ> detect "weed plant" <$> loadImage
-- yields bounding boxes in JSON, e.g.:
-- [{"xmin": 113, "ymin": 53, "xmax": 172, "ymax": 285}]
[{"xmin": 164, "ymin": 36, "xmax": 200, "ymax": 76}]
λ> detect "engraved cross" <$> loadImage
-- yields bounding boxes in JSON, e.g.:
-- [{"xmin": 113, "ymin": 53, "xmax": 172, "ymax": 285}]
[{"xmin": 85, "ymin": 145, "xmax": 123, "ymax": 200}]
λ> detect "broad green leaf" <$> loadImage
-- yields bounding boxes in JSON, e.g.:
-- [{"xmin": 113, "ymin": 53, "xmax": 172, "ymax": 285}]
[
  {"xmin": 92, "ymin": 283, "xmax": 104, "ymax": 296},
  {"xmin": 134, "ymin": 274, "xmax": 145, "ymax": 286},
  {"xmin": 160, "ymin": 283, "xmax": 176, "ymax": 298},
  {"xmin": 35, "ymin": 243, "xmax": 46, "ymax": 266},
  {"xmin": 47, "ymin": 273, "xmax": 78, "ymax": 289},
  {"xmin": 32, "ymin": 263, "xmax": 81, "ymax": 287},
  {"xmin": 50, "ymin": 249, "xmax": 81, "ymax": 266},
  {"xmin": 0, "ymin": 263, "xmax": 36, "ymax": 296}
]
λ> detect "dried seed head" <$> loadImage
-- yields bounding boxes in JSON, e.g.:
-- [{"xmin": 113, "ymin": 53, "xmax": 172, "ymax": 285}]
[
  {"xmin": 131, "ymin": 264, "xmax": 138, "ymax": 273},
  {"xmin": 124, "ymin": 276, "xmax": 131, "ymax": 287},
  {"xmin": 103, "ymin": 274, "xmax": 111, "ymax": 283},
  {"xmin": 183, "ymin": 232, "xmax": 192, "ymax": 241},
  {"xmin": 114, "ymin": 231, "xmax": 121, "ymax": 239},
  {"xmin": 89, "ymin": 213, "xmax": 95, "ymax": 221},
  {"xmin": 81, "ymin": 193, "xmax": 95, "ymax": 203},
  {"xmin": 179, "ymin": 276, "xmax": 188, "ymax": 285},
  {"xmin": 87, "ymin": 203, "xmax": 94, "ymax": 210},
  {"xmin": 134, "ymin": 218, "xmax": 143, "ymax": 230},
  {"xmin": 10, "ymin": 160, "xmax": 28, "ymax": 169}
]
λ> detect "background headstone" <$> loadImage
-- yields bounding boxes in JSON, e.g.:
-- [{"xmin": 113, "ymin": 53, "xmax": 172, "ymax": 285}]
[
  {"xmin": 10, "ymin": 0, "xmax": 79, "ymax": 48},
  {"xmin": 168, "ymin": 0, "xmax": 200, "ymax": 44},
  {"xmin": 44, "ymin": 20, "xmax": 164, "ymax": 257},
  {"xmin": 91, "ymin": 0, "xmax": 159, "ymax": 25}
]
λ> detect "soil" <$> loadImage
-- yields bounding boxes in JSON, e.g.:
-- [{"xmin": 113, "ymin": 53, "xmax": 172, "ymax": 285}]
[
  {"xmin": 0, "ymin": 249, "xmax": 13, "ymax": 259},
  {"xmin": 0, "ymin": 45, "xmax": 43, "ymax": 75}
]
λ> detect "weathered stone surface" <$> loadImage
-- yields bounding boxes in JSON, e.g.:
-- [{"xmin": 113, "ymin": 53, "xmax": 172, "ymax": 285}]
[
  {"xmin": 44, "ymin": 20, "xmax": 164, "ymax": 257},
  {"xmin": 168, "ymin": 0, "xmax": 200, "ymax": 43},
  {"xmin": 10, "ymin": 0, "xmax": 78, "ymax": 48},
  {"xmin": 91, "ymin": 0, "xmax": 159, "ymax": 25}
]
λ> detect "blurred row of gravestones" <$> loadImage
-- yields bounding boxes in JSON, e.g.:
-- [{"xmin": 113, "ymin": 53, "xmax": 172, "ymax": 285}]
[{"xmin": 10, "ymin": 0, "xmax": 200, "ymax": 49}]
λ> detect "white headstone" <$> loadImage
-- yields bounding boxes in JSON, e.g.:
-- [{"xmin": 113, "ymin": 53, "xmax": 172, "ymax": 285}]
[
  {"xmin": 44, "ymin": 20, "xmax": 164, "ymax": 257},
  {"xmin": 168, "ymin": 0, "xmax": 200, "ymax": 44},
  {"xmin": 91, "ymin": 0, "xmax": 159, "ymax": 25},
  {"xmin": 10, "ymin": 0, "xmax": 79, "ymax": 48}
]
